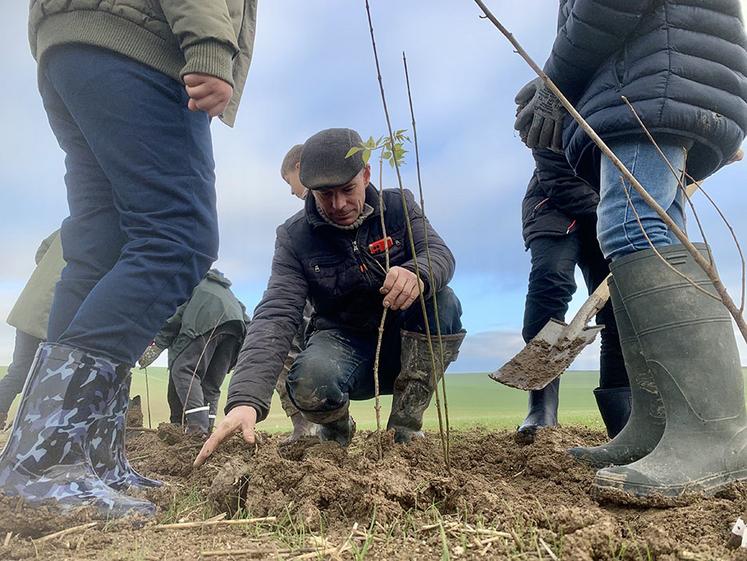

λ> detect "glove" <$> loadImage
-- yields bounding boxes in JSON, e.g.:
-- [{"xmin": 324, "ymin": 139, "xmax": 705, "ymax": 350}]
[
  {"xmin": 514, "ymin": 77, "xmax": 566, "ymax": 153},
  {"xmin": 138, "ymin": 342, "xmax": 164, "ymax": 368}
]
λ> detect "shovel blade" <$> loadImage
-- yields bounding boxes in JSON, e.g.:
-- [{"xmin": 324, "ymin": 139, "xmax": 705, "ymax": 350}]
[{"xmin": 490, "ymin": 321, "xmax": 603, "ymax": 391}]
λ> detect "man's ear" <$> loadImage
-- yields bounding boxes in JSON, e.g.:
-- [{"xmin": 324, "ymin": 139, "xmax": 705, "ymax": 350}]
[
  {"xmin": 363, "ymin": 164, "xmax": 372, "ymax": 183},
  {"xmin": 295, "ymin": 161, "xmax": 300, "ymax": 171}
]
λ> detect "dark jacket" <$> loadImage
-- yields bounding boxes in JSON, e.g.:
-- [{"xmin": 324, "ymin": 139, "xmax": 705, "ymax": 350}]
[
  {"xmin": 226, "ymin": 185, "xmax": 456, "ymax": 421},
  {"xmin": 546, "ymin": 0, "xmax": 747, "ymax": 183},
  {"xmin": 155, "ymin": 269, "xmax": 248, "ymax": 367},
  {"xmin": 522, "ymin": 150, "xmax": 599, "ymax": 247}
]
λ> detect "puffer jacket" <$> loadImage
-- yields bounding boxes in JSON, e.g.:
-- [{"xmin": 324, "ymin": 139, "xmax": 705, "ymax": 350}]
[
  {"xmin": 545, "ymin": 0, "xmax": 747, "ymax": 183},
  {"xmin": 522, "ymin": 149, "xmax": 599, "ymax": 247},
  {"xmin": 155, "ymin": 269, "xmax": 248, "ymax": 367},
  {"xmin": 226, "ymin": 185, "xmax": 456, "ymax": 421},
  {"xmin": 28, "ymin": 0, "xmax": 258, "ymax": 126}
]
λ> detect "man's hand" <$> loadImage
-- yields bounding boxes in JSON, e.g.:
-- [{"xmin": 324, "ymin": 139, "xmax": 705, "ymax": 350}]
[
  {"xmin": 380, "ymin": 266, "xmax": 424, "ymax": 311},
  {"xmin": 514, "ymin": 77, "xmax": 566, "ymax": 152},
  {"xmin": 194, "ymin": 405, "xmax": 257, "ymax": 467},
  {"xmin": 138, "ymin": 342, "xmax": 164, "ymax": 369},
  {"xmin": 184, "ymin": 73, "xmax": 233, "ymax": 118}
]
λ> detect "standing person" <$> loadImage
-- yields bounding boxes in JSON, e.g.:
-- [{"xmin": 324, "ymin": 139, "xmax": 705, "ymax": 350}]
[
  {"xmin": 195, "ymin": 128, "xmax": 465, "ymax": 465},
  {"xmin": 1, "ymin": 231, "xmax": 63, "ymax": 428},
  {"xmin": 276, "ymin": 144, "xmax": 319, "ymax": 443},
  {"xmin": 517, "ymin": 150, "xmax": 630, "ymax": 444},
  {"xmin": 0, "ymin": 1, "xmax": 258, "ymax": 517},
  {"xmin": 515, "ymin": 0, "xmax": 747, "ymax": 500},
  {"xmin": 139, "ymin": 269, "xmax": 249, "ymax": 436}
]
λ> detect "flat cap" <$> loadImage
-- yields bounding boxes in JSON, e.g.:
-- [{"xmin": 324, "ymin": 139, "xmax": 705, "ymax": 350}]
[{"xmin": 300, "ymin": 128, "xmax": 365, "ymax": 190}]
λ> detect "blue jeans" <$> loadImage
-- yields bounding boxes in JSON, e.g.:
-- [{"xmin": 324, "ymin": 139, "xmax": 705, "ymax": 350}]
[
  {"xmin": 39, "ymin": 45, "xmax": 219, "ymax": 365},
  {"xmin": 597, "ymin": 137, "xmax": 688, "ymax": 261},
  {"xmin": 287, "ymin": 287, "xmax": 463, "ymax": 416}
]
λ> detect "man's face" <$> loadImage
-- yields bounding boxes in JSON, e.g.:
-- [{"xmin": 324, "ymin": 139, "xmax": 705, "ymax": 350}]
[
  {"xmin": 312, "ymin": 165, "xmax": 370, "ymax": 226},
  {"xmin": 284, "ymin": 163, "xmax": 308, "ymax": 200}
]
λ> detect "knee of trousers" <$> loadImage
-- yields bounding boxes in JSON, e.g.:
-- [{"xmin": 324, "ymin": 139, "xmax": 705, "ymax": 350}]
[
  {"xmin": 420, "ymin": 287, "xmax": 464, "ymax": 334},
  {"xmin": 286, "ymin": 354, "xmax": 349, "ymax": 414}
]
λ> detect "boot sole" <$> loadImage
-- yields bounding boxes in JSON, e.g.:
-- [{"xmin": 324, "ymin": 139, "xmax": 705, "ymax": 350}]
[{"xmin": 592, "ymin": 467, "xmax": 747, "ymax": 504}]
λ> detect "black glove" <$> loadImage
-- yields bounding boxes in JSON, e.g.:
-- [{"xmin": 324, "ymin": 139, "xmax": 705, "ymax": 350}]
[{"xmin": 514, "ymin": 77, "xmax": 566, "ymax": 153}]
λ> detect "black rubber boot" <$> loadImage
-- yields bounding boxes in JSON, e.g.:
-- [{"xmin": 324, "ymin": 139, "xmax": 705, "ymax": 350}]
[
  {"xmin": 516, "ymin": 378, "xmax": 560, "ymax": 444},
  {"xmin": 0, "ymin": 343, "xmax": 155, "ymax": 517},
  {"xmin": 594, "ymin": 387, "xmax": 632, "ymax": 438},
  {"xmin": 89, "ymin": 370, "xmax": 163, "ymax": 490},
  {"xmin": 593, "ymin": 244, "xmax": 747, "ymax": 501},
  {"xmin": 387, "ymin": 330, "xmax": 466, "ymax": 444},
  {"xmin": 569, "ymin": 279, "xmax": 665, "ymax": 468}
]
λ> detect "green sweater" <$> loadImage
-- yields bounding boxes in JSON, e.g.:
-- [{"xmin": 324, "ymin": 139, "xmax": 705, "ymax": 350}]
[{"xmin": 28, "ymin": 0, "xmax": 257, "ymax": 127}]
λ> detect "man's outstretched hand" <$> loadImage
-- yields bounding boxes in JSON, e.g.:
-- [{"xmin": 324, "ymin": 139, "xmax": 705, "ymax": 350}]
[
  {"xmin": 194, "ymin": 405, "xmax": 257, "ymax": 467},
  {"xmin": 380, "ymin": 266, "xmax": 424, "ymax": 311},
  {"xmin": 184, "ymin": 73, "xmax": 233, "ymax": 118}
]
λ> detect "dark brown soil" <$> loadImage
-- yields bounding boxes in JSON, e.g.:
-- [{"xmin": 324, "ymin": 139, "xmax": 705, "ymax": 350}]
[{"xmin": 0, "ymin": 425, "xmax": 745, "ymax": 560}]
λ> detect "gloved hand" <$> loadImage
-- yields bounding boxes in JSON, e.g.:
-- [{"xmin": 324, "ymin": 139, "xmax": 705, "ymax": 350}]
[
  {"xmin": 514, "ymin": 77, "xmax": 566, "ymax": 153},
  {"xmin": 138, "ymin": 342, "xmax": 164, "ymax": 369}
]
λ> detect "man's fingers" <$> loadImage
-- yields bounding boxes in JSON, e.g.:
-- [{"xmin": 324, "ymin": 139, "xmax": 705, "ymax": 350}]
[
  {"xmin": 183, "ymin": 73, "xmax": 207, "ymax": 87},
  {"xmin": 242, "ymin": 424, "xmax": 256, "ymax": 444},
  {"xmin": 380, "ymin": 269, "xmax": 399, "ymax": 294},
  {"xmin": 185, "ymin": 82, "xmax": 215, "ymax": 100},
  {"xmin": 390, "ymin": 279, "xmax": 417, "ymax": 310},
  {"xmin": 525, "ymin": 115, "xmax": 545, "ymax": 149},
  {"xmin": 514, "ymin": 80, "xmax": 537, "ymax": 105},
  {"xmin": 194, "ymin": 422, "xmax": 234, "ymax": 467},
  {"xmin": 514, "ymin": 103, "xmax": 534, "ymax": 132}
]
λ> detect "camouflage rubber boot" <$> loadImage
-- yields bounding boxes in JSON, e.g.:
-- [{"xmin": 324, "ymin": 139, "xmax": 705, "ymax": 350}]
[
  {"xmin": 387, "ymin": 330, "xmax": 466, "ymax": 444},
  {"xmin": 89, "ymin": 370, "xmax": 163, "ymax": 490},
  {"xmin": 569, "ymin": 278, "xmax": 664, "ymax": 468},
  {"xmin": 593, "ymin": 245, "xmax": 747, "ymax": 500},
  {"xmin": 516, "ymin": 378, "xmax": 560, "ymax": 444},
  {"xmin": 305, "ymin": 403, "xmax": 356, "ymax": 447},
  {"xmin": 0, "ymin": 343, "xmax": 155, "ymax": 517},
  {"xmin": 280, "ymin": 412, "xmax": 320, "ymax": 445}
]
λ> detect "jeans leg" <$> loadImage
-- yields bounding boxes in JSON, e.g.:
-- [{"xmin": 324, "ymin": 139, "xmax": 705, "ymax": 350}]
[
  {"xmin": 40, "ymin": 45, "xmax": 218, "ymax": 365},
  {"xmin": 597, "ymin": 136, "xmax": 689, "ymax": 261},
  {"xmin": 287, "ymin": 329, "xmax": 373, "ymax": 417},
  {"xmin": 0, "ymin": 331, "xmax": 43, "ymax": 415},
  {"xmin": 576, "ymin": 224, "xmax": 628, "ymax": 389},
  {"xmin": 522, "ymin": 235, "xmax": 581, "ymax": 342}
]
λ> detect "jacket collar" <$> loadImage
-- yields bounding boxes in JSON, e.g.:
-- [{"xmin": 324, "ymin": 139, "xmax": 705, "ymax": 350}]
[{"xmin": 305, "ymin": 183, "xmax": 384, "ymax": 230}]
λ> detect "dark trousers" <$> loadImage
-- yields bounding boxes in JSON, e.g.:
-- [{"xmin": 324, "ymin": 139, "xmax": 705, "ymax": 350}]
[
  {"xmin": 524, "ymin": 223, "xmax": 627, "ymax": 389},
  {"xmin": 0, "ymin": 330, "xmax": 42, "ymax": 416},
  {"xmin": 167, "ymin": 323, "xmax": 244, "ymax": 431},
  {"xmin": 287, "ymin": 287, "xmax": 463, "ymax": 416},
  {"xmin": 39, "ymin": 45, "xmax": 219, "ymax": 366}
]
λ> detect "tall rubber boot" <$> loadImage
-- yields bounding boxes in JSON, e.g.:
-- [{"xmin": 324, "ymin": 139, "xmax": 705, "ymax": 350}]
[
  {"xmin": 593, "ymin": 244, "xmax": 747, "ymax": 500},
  {"xmin": 516, "ymin": 378, "xmax": 559, "ymax": 444},
  {"xmin": 569, "ymin": 279, "xmax": 665, "ymax": 467},
  {"xmin": 0, "ymin": 343, "xmax": 155, "ymax": 517},
  {"xmin": 89, "ymin": 370, "xmax": 163, "ymax": 490},
  {"xmin": 593, "ymin": 387, "xmax": 632, "ymax": 438},
  {"xmin": 387, "ymin": 330, "xmax": 466, "ymax": 444},
  {"xmin": 304, "ymin": 402, "xmax": 356, "ymax": 447}
]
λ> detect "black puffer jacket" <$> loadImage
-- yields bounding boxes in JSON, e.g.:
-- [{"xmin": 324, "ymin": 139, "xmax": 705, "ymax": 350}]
[
  {"xmin": 546, "ymin": 0, "xmax": 747, "ymax": 183},
  {"xmin": 226, "ymin": 185, "xmax": 455, "ymax": 421},
  {"xmin": 522, "ymin": 150, "xmax": 599, "ymax": 247}
]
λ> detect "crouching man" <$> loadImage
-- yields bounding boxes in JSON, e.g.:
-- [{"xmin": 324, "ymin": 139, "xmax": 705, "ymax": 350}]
[{"xmin": 196, "ymin": 128, "xmax": 465, "ymax": 463}]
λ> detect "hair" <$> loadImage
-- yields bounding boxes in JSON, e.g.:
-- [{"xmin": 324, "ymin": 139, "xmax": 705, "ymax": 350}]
[{"xmin": 280, "ymin": 144, "xmax": 304, "ymax": 180}]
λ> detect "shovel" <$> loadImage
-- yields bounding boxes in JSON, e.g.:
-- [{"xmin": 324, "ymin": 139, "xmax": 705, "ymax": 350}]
[{"xmin": 491, "ymin": 180, "xmax": 705, "ymax": 391}]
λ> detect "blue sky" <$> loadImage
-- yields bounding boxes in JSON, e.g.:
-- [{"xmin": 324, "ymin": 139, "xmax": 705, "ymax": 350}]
[{"xmin": 1, "ymin": 1, "xmax": 746, "ymax": 372}]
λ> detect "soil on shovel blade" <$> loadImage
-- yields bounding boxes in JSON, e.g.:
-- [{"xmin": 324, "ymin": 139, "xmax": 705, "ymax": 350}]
[{"xmin": 1, "ymin": 424, "xmax": 746, "ymax": 560}]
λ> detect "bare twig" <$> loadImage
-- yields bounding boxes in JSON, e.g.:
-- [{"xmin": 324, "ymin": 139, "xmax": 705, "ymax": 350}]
[
  {"xmin": 35, "ymin": 522, "xmax": 98, "ymax": 543},
  {"xmin": 403, "ymin": 52, "xmax": 451, "ymax": 457},
  {"xmin": 154, "ymin": 516, "xmax": 276, "ymax": 531},
  {"xmin": 143, "ymin": 366, "xmax": 152, "ymax": 429},
  {"xmin": 473, "ymin": 0, "xmax": 747, "ymax": 345},
  {"xmin": 3, "ymin": 532, "xmax": 12, "ymax": 547},
  {"xmin": 539, "ymin": 537, "xmax": 560, "ymax": 561},
  {"xmin": 182, "ymin": 312, "xmax": 225, "ymax": 427},
  {"xmin": 365, "ymin": 0, "xmax": 450, "ymax": 468}
]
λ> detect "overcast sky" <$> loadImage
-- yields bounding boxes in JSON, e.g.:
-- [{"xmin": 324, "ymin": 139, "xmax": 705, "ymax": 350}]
[{"xmin": 1, "ymin": 1, "xmax": 746, "ymax": 372}]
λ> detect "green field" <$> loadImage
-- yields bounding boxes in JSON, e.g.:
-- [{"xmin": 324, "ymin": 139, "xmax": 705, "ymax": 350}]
[
  {"xmin": 1, "ymin": 367, "xmax": 611, "ymax": 432},
  {"xmin": 6, "ymin": 367, "xmax": 747, "ymax": 434}
]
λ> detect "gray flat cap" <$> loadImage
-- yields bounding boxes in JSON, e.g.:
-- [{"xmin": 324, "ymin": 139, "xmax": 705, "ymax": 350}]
[{"xmin": 300, "ymin": 128, "xmax": 365, "ymax": 190}]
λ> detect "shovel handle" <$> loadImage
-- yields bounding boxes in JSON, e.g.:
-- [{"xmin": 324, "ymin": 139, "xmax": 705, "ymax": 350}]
[{"xmin": 564, "ymin": 277, "xmax": 611, "ymax": 339}]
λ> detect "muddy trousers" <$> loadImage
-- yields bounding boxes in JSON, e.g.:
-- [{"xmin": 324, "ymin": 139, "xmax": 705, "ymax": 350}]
[
  {"xmin": 0, "ymin": 330, "xmax": 42, "ymax": 419},
  {"xmin": 167, "ymin": 323, "xmax": 243, "ymax": 433},
  {"xmin": 286, "ymin": 287, "xmax": 463, "ymax": 419}
]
